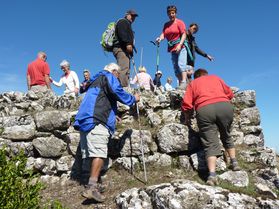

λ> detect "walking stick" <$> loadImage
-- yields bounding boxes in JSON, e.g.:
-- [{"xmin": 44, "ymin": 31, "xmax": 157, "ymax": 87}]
[
  {"xmin": 150, "ymin": 41, "xmax": 160, "ymax": 90},
  {"xmin": 130, "ymin": 56, "xmax": 148, "ymax": 183}
]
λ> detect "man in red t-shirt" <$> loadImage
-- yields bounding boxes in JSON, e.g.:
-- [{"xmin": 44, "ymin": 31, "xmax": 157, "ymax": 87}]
[
  {"xmin": 181, "ymin": 69, "xmax": 240, "ymax": 186},
  {"xmin": 26, "ymin": 51, "xmax": 51, "ymax": 92}
]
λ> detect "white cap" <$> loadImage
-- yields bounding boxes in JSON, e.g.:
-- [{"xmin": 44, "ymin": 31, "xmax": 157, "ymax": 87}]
[
  {"xmin": 156, "ymin": 70, "xmax": 163, "ymax": 75},
  {"xmin": 104, "ymin": 63, "xmax": 120, "ymax": 73},
  {"xmin": 60, "ymin": 60, "xmax": 70, "ymax": 67}
]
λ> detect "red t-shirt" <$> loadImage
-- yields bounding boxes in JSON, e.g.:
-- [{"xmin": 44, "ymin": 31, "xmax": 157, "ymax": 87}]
[
  {"xmin": 181, "ymin": 75, "xmax": 234, "ymax": 111},
  {"xmin": 27, "ymin": 58, "xmax": 50, "ymax": 86},
  {"xmin": 163, "ymin": 18, "xmax": 186, "ymax": 52}
]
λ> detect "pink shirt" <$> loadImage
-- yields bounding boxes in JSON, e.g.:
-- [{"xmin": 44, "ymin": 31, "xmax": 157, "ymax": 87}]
[
  {"xmin": 163, "ymin": 18, "xmax": 186, "ymax": 52},
  {"xmin": 131, "ymin": 72, "xmax": 153, "ymax": 90},
  {"xmin": 181, "ymin": 75, "xmax": 234, "ymax": 111},
  {"xmin": 27, "ymin": 58, "xmax": 50, "ymax": 86}
]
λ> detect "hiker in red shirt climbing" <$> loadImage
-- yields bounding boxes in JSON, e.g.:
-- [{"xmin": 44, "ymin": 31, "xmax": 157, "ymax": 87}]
[{"xmin": 181, "ymin": 69, "xmax": 240, "ymax": 186}]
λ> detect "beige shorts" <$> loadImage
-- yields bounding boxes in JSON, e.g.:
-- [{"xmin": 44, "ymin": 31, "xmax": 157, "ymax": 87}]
[{"xmin": 80, "ymin": 124, "xmax": 110, "ymax": 159}]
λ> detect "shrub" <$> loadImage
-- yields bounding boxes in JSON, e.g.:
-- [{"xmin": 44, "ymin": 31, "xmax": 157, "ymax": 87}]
[{"xmin": 0, "ymin": 147, "xmax": 43, "ymax": 209}]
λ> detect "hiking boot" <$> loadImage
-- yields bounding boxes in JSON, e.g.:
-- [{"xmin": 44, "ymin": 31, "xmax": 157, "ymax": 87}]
[
  {"xmin": 230, "ymin": 162, "xmax": 241, "ymax": 171},
  {"xmin": 82, "ymin": 185, "xmax": 105, "ymax": 202},
  {"xmin": 97, "ymin": 183, "xmax": 106, "ymax": 193},
  {"xmin": 206, "ymin": 176, "xmax": 218, "ymax": 186}
]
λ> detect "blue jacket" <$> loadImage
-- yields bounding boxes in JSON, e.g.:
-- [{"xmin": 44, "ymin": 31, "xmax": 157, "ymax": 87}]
[{"xmin": 74, "ymin": 70, "xmax": 136, "ymax": 133}]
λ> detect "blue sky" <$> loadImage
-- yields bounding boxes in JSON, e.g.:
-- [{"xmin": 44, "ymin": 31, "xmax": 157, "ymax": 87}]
[{"xmin": 0, "ymin": 0, "xmax": 278, "ymax": 152}]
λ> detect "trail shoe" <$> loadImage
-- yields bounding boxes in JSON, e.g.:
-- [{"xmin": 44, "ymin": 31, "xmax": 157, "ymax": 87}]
[
  {"xmin": 206, "ymin": 176, "xmax": 218, "ymax": 186},
  {"xmin": 230, "ymin": 162, "xmax": 241, "ymax": 171},
  {"xmin": 82, "ymin": 185, "xmax": 105, "ymax": 202}
]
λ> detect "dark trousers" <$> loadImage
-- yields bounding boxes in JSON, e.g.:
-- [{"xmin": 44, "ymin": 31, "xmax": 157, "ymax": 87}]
[
  {"xmin": 196, "ymin": 102, "xmax": 234, "ymax": 158},
  {"xmin": 113, "ymin": 47, "xmax": 130, "ymax": 87}
]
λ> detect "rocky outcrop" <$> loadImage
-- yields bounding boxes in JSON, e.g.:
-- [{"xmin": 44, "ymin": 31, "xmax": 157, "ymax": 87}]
[
  {"xmin": 0, "ymin": 88, "xmax": 278, "ymax": 208},
  {"xmin": 115, "ymin": 179, "xmax": 279, "ymax": 209}
]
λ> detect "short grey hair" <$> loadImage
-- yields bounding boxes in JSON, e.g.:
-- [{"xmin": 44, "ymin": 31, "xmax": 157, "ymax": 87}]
[
  {"xmin": 104, "ymin": 63, "xmax": 120, "ymax": 73},
  {"xmin": 60, "ymin": 60, "xmax": 70, "ymax": 67}
]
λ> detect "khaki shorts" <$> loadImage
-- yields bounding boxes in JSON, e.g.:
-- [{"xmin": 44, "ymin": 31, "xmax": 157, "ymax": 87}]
[{"xmin": 80, "ymin": 124, "xmax": 110, "ymax": 159}]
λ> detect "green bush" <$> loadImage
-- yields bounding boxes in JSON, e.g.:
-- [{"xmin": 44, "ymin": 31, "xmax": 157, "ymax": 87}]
[{"xmin": 0, "ymin": 147, "xmax": 43, "ymax": 209}]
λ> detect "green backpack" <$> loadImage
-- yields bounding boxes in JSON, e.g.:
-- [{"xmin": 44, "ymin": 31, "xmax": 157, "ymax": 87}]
[{"xmin": 100, "ymin": 22, "xmax": 116, "ymax": 52}]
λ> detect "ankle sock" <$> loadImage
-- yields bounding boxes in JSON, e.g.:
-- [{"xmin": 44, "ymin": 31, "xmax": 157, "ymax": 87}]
[
  {"xmin": 230, "ymin": 158, "xmax": 238, "ymax": 165},
  {"xmin": 88, "ymin": 178, "xmax": 97, "ymax": 187},
  {"xmin": 209, "ymin": 172, "xmax": 216, "ymax": 177}
]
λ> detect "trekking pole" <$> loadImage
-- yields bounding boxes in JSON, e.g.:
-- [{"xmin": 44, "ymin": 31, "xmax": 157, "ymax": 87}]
[
  {"xmin": 150, "ymin": 41, "xmax": 160, "ymax": 90},
  {"xmin": 130, "ymin": 56, "xmax": 148, "ymax": 183},
  {"xmin": 140, "ymin": 47, "xmax": 143, "ymax": 67}
]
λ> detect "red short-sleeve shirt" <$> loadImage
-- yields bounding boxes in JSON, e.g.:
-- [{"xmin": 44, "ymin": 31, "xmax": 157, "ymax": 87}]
[
  {"xmin": 163, "ymin": 18, "xmax": 186, "ymax": 52},
  {"xmin": 27, "ymin": 58, "xmax": 50, "ymax": 86}
]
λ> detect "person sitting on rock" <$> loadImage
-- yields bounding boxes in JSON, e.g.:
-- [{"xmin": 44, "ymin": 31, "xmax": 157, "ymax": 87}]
[
  {"xmin": 131, "ymin": 66, "xmax": 154, "ymax": 91},
  {"xmin": 181, "ymin": 68, "xmax": 240, "ymax": 186},
  {"xmin": 50, "ymin": 60, "xmax": 79, "ymax": 97},
  {"xmin": 74, "ymin": 63, "xmax": 140, "ymax": 203}
]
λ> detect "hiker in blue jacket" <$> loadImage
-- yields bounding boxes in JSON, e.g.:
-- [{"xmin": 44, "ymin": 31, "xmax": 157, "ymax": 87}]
[{"xmin": 74, "ymin": 63, "xmax": 140, "ymax": 202}]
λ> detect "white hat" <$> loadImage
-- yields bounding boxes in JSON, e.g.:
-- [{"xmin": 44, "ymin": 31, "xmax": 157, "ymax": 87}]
[
  {"xmin": 104, "ymin": 63, "xmax": 120, "ymax": 73},
  {"xmin": 60, "ymin": 60, "xmax": 70, "ymax": 67},
  {"xmin": 156, "ymin": 70, "xmax": 163, "ymax": 75}
]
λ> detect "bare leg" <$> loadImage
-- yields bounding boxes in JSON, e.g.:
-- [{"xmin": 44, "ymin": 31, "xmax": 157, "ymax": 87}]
[
  {"xmin": 226, "ymin": 148, "xmax": 236, "ymax": 159},
  {"xmin": 176, "ymin": 73, "xmax": 182, "ymax": 85},
  {"xmin": 90, "ymin": 158, "xmax": 104, "ymax": 182},
  {"xmin": 181, "ymin": 71, "xmax": 187, "ymax": 82},
  {"xmin": 207, "ymin": 156, "xmax": 217, "ymax": 173}
]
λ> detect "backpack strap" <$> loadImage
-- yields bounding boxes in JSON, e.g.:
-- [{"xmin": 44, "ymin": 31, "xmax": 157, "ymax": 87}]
[{"xmin": 168, "ymin": 38, "xmax": 194, "ymax": 61}]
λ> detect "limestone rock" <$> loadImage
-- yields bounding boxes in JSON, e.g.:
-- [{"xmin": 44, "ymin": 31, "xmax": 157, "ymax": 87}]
[
  {"xmin": 234, "ymin": 90, "xmax": 256, "ymax": 109},
  {"xmin": 2, "ymin": 115, "xmax": 36, "ymax": 140},
  {"xmin": 146, "ymin": 110, "xmax": 162, "ymax": 126},
  {"xmin": 219, "ymin": 171, "xmax": 249, "ymax": 187},
  {"xmin": 118, "ymin": 129, "xmax": 153, "ymax": 156},
  {"xmin": 32, "ymin": 136, "xmax": 66, "ymax": 157},
  {"xmin": 240, "ymin": 107, "xmax": 260, "ymax": 127},
  {"xmin": 115, "ymin": 157, "xmax": 139, "ymax": 171},
  {"xmin": 56, "ymin": 155, "xmax": 74, "ymax": 172},
  {"xmin": 34, "ymin": 110, "xmax": 70, "ymax": 131},
  {"xmin": 145, "ymin": 153, "xmax": 172, "ymax": 167},
  {"xmin": 28, "ymin": 157, "xmax": 57, "ymax": 175},
  {"xmin": 115, "ymin": 179, "xmax": 276, "ymax": 209},
  {"xmin": 243, "ymin": 134, "xmax": 263, "ymax": 147},
  {"xmin": 256, "ymin": 183, "xmax": 277, "ymax": 199},
  {"xmin": 231, "ymin": 129, "xmax": 244, "ymax": 145},
  {"xmin": 157, "ymin": 123, "xmax": 188, "ymax": 153},
  {"xmin": 178, "ymin": 155, "xmax": 192, "ymax": 171},
  {"xmin": 65, "ymin": 132, "xmax": 80, "ymax": 156},
  {"xmin": 161, "ymin": 109, "xmax": 179, "ymax": 123}
]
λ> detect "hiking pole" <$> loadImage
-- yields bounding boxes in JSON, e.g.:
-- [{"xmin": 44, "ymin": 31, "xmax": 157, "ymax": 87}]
[
  {"xmin": 150, "ymin": 41, "xmax": 160, "ymax": 90},
  {"xmin": 140, "ymin": 47, "xmax": 143, "ymax": 67},
  {"xmin": 130, "ymin": 56, "xmax": 148, "ymax": 183}
]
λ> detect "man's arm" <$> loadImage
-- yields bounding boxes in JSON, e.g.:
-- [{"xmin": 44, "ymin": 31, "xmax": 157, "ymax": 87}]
[
  {"xmin": 44, "ymin": 75, "xmax": 51, "ymax": 89},
  {"xmin": 193, "ymin": 38, "xmax": 214, "ymax": 61},
  {"xmin": 27, "ymin": 74, "xmax": 31, "ymax": 90}
]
